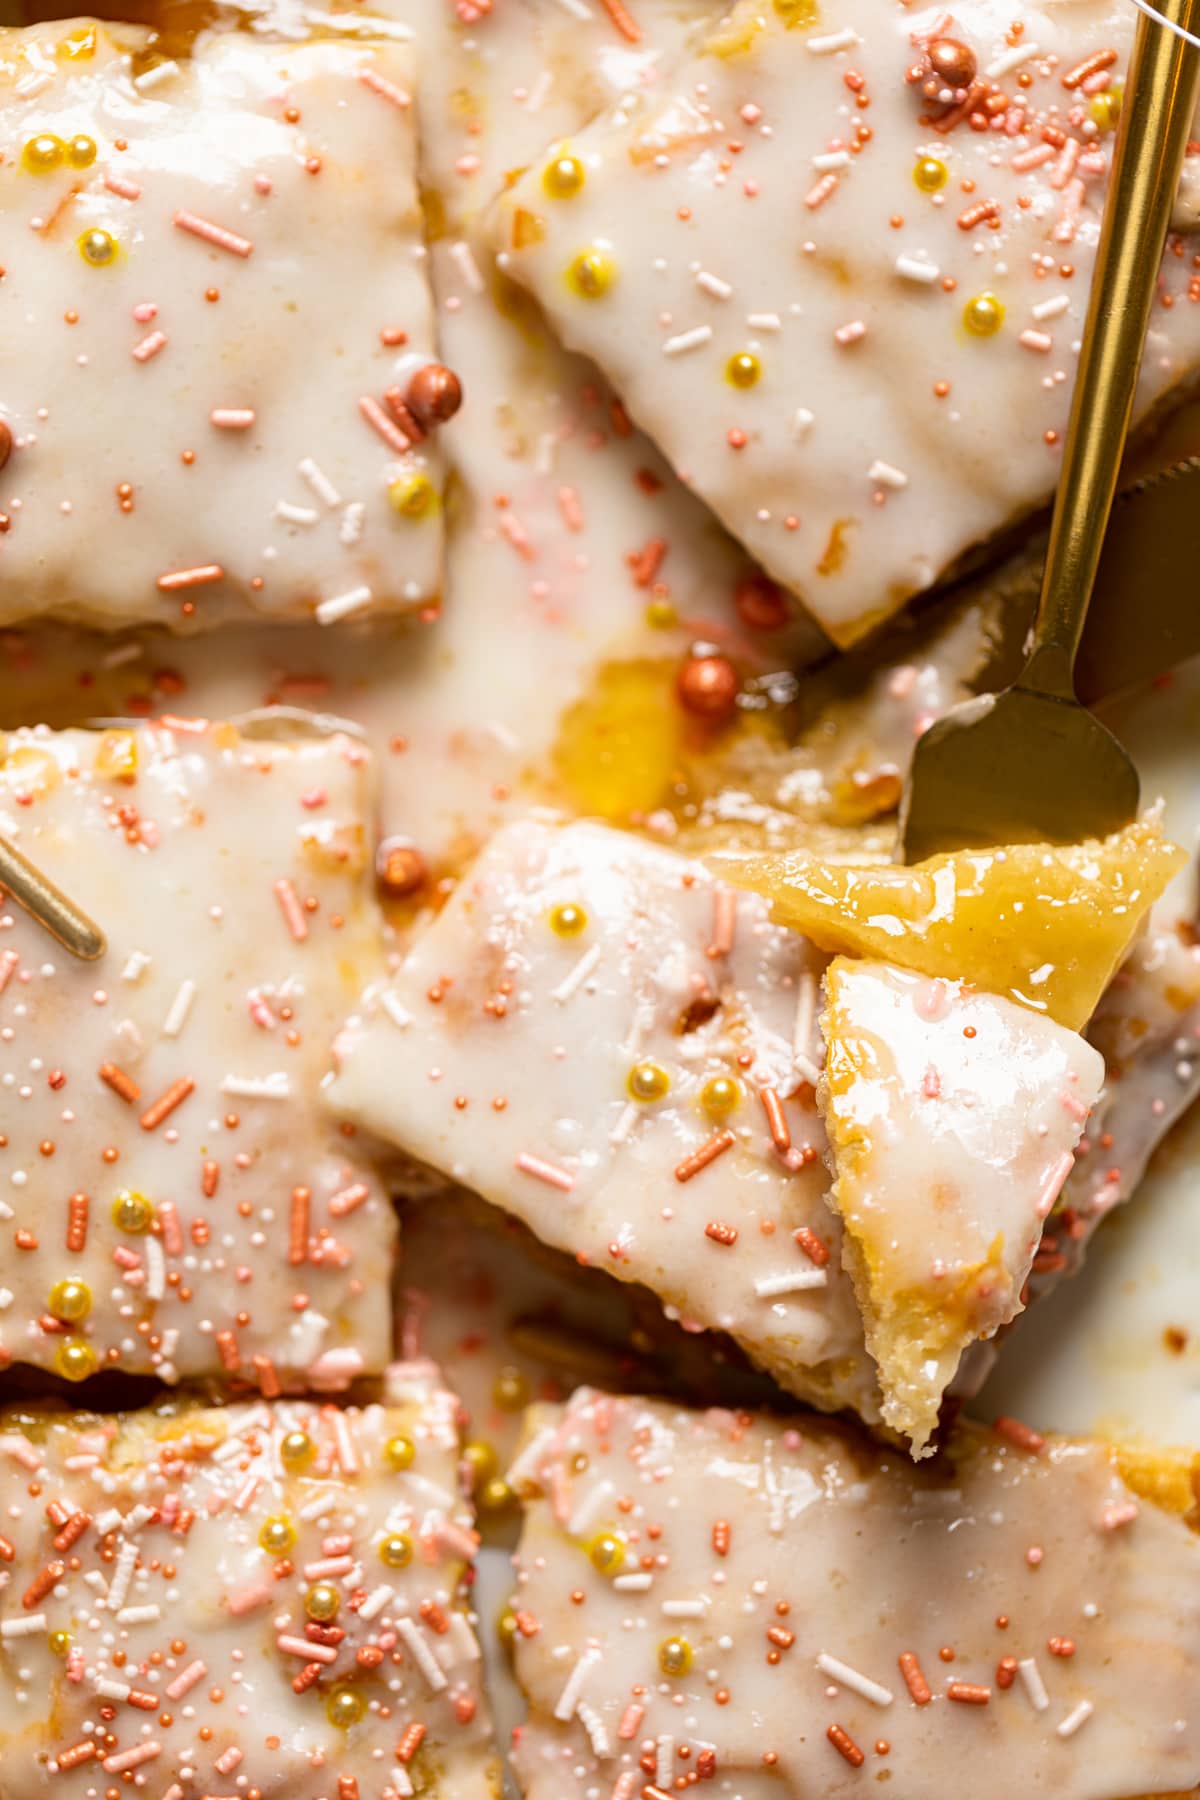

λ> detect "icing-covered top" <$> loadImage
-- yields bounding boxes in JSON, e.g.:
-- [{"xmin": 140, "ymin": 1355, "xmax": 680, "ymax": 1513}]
[
  {"xmin": 0, "ymin": 721, "xmax": 394, "ymax": 1388},
  {"xmin": 489, "ymin": 0, "xmax": 1200, "ymax": 644},
  {"xmin": 0, "ymin": 21, "xmax": 445, "ymax": 629},
  {"xmin": 820, "ymin": 956, "xmax": 1101, "ymax": 1452},
  {"xmin": 507, "ymin": 1386, "xmax": 1200, "ymax": 1800},
  {"xmin": 0, "ymin": 1372, "xmax": 497, "ymax": 1796}
]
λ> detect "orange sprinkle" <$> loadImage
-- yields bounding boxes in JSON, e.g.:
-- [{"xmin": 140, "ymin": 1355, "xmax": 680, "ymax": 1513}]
[
  {"xmin": 23, "ymin": 1560, "xmax": 65, "ymax": 1608},
  {"xmin": 993, "ymin": 1415, "xmax": 1046, "ymax": 1455},
  {"xmin": 712, "ymin": 1519, "xmax": 731, "ymax": 1557},
  {"xmin": 997, "ymin": 1656, "xmax": 1018, "ymax": 1689},
  {"xmin": 793, "ymin": 1225, "xmax": 830, "ymax": 1266},
  {"xmin": 66, "ymin": 1191, "xmax": 88, "ymax": 1252},
  {"xmin": 898, "ymin": 1651, "xmax": 932, "ymax": 1704},
  {"xmin": 140, "ymin": 1077, "xmax": 195, "ymax": 1131},
  {"xmin": 202, "ymin": 1160, "xmax": 219, "ymax": 1198},
  {"xmin": 947, "ymin": 1682, "xmax": 991, "ymax": 1704},
  {"xmin": 288, "ymin": 1186, "xmax": 310, "ymax": 1266},
  {"xmin": 215, "ymin": 1328, "xmax": 240, "ymax": 1372},
  {"xmin": 675, "ymin": 1130, "xmax": 736, "ymax": 1183},
  {"xmin": 759, "ymin": 1086, "xmax": 791, "ymax": 1153},
  {"xmin": 254, "ymin": 1354, "xmax": 281, "ymax": 1399},
  {"xmin": 396, "ymin": 1722, "xmax": 426, "ymax": 1763},
  {"xmin": 54, "ymin": 1744, "xmax": 97, "ymax": 1771},
  {"xmin": 827, "ymin": 1724, "xmax": 865, "ymax": 1767},
  {"xmin": 156, "ymin": 563, "xmax": 224, "ymax": 592},
  {"xmin": 274, "ymin": 877, "xmax": 309, "ymax": 943},
  {"xmin": 704, "ymin": 1220, "xmax": 738, "ymax": 1247},
  {"xmin": 99, "ymin": 1061, "xmax": 141, "ymax": 1104},
  {"xmin": 598, "ymin": 0, "xmax": 641, "ymax": 42},
  {"xmin": 338, "ymin": 1779, "xmax": 360, "ymax": 1800},
  {"xmin": 628, "ymin": 536, "xmax": 666, "ymax": 587},
  {"xmin": 1061, "ymin": 47, "xmax": 1117, "ymax": 87}
]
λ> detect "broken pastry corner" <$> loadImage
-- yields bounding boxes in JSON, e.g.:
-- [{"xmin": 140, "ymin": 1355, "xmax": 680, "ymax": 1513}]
[
  {"xmin": 818, "ymin": 955, "xmax": 1103, "ymax": 1456},
  {"xmin": 713, "ymin": 814, "xmax": 1186, "ymax": 1031}
]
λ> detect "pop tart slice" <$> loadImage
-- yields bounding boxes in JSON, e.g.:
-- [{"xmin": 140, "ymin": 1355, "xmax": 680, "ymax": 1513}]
[
  {"xmin": 820, "ymin": 957, "xmax": 1102, "ymax": 1454},
  {"xmin": 0, "ymin": 21, "xmax": 446, "ymax": 629},
  {"xmin": 0, "ymin": 1375, "xmax": 498, "ymax": 1797},
  {"xmin": 489, "ymin": 0, "xmax": 1200, "ymax": 645},
  {"xmin": 0, "ymin": 719, "xmax": 394, "ymax": 1388},
  {"xmin": 507, "ymin": 1388, "xmax": 1200, "ymax": 1800}
]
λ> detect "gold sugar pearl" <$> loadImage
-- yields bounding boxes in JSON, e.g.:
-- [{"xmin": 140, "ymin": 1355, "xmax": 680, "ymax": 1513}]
[
  {"xmin": 1090, "ymin": 88, "xmax": 1122, "ymax": 131},
  {"xmin": 305, "ymin": 1581, "xmax": 341, "ymax": 1621},
  {"xmin": 378, "ymin": 1532, "xmax": 414, "ymax": 1569},
  {"xmin": 56, "ymin": 1336, "xmax": 97, "ymax": 1383},
  {"xmin": 587, "ymin": 1532, "xmax": 626, "ymax": 1578},
  {"xmin": 548, "ymin": 901, "xmax": 588, "ymax": 937},
  {"xmin": 700, "ymin": 1075, "xmax": 741, "ymax": 1117},
  {"xmin": 77, "ymin": 227, "xmax": 118, "ymax": 267},
  {"xmin": 47, "ymin": 1276, "xmax": 91, "ymax": 1323},
  {"xmin": 47, "ymin": 1629, "xmax": 72, "ymax": 1657},
  {"xmin": 566, "ymin": 247, "xmax": 616, "ymax": 299},
  {"xmin": 66, "ymin": 134, "xmax": 97, "ymax": 168},
  {"xmin": 383, "ymin": 1433, "xmax": 416, "ymax": 1471},
  {"xmin": 461, "ymin": 1440, "xmax": 498, "ymax": 1490},
  {"xmin": 387, "ymin": 472, "xmax": 437, "ymax": 519},
  {"xmin": 963, "ymin": 292, "xmax": 1004, "ymax": 337},
  {"xmin": 913, "ymin": 155, "xmax": 949, "ymax": 193},
  {"xmin": 543, "ymin": 153, "xmax": 585, "ymax": 199},
  {"xmin": 497, "ymin": 1606, "xmax": 519, "ymax": 1648},
  {"xmin": 22, "ymin": 133, "xmax": 65, "ymax": 173},
  {"xmin": 258, "ymin": 1515, "xmax": 296, "ymax": 1555},
  {"xmin": 493, "ymin": 1366, "xmax": 530, "ymax": 1413},
  {"xmin": 326, "ymin": 1686, "xmax": 366, "ymax": 1730},
  {"xmin": 479, "ymin": 1476, "xmax": 516, "ymax": 1513},
  {"xmin": 279, "ymin": 1429, "xmax": 315, "ymax": 1471},
  {"xmin": 112, "ymin": 1189, "xmax": 152, "ymax": 1233},
  {"xmin": 725, "ymin": 351, "xmax": 761, "ymax": 389},
  {"xmin": 645, "ymin": 598, "xmax": 677, "ymax": 630},
  {"xmin": 627, "ymin": 1060, "xmax": 670, "ymax": 1104},
  {"xmin": 659, "ymin": 1634, "xmax": 694, "ymax": 1677},
  {"xmin": 774, "ymin": 0, "xmax": 817, "ymax": 20}
]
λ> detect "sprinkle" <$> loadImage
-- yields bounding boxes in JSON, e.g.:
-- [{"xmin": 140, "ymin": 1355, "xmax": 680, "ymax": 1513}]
[
  {"xmin": 662, "ymin": 325, "xmax": 713, "ymax": 356},
  {"xmin": 759, "ymin": 1086, "xmax": 791, "ymax": 1152},
  {"xmin": 161, "ymin": 979, "xmax": 196, "ymax": 1038},
  {"xmin": 99, "ymin": 1062, "xmax": 141, "ymax": 1104},
  {"xmin": 947, "ymin": 1682, "xmax": 991, "ymax": 1704},
  {"xmin": 987, "ymin": 41, "xmax": 1040, "ymax": 76},
  {"xmin": 807, "ymin": 26, "xmax": 860, "ymax": 51},
  {"xmin": 102, "ymin": 1743, "xmax": 161, "ymax": 1774},
  {"xmin": 22, "ymin": 1561, "xmax": 64, "ymax": 1607},
  {"xmin": 316, "ymin": 585, "xmax": 374, "ymax": 625},
  {"xmin": 661, "ymin": 1598, "xmax": 707, "ymax": 1619},
  {"xmin": 139, "ymin": 1077, "xmax": 195, "ymax": 1131},
  {"xmin": 133, "ymin": 58, "xmax": 179, "ymax": 90},
  {"xmin": 515, "ymin": 1151, "xmax": 575, "ymax": 1193},
  {"xmin": 805, "ymin": 173, "xmax": 839, "ymax": 209},
  {"xmin": 104, "ymin": 172, "xmax": 142, "ymax": 200},
  {"xmin": 551, "ymin": 943, "xmax": 602, "ymax": 1004},
  {"xmin": 793, "ymin": 1226, "xmax": 829, "ymax": 1266},
  {"xmin": 53, "ymin": 1743, "xmax": 97, "ymax": 1772},
  {"xmin": 1062, "ymin": 48, "xmax": 1117, "ymax": 87},
  {"xmin": 1011, "ymin": 143, "xmax": 1055, "ymax": 172},
  {"xmin": 834, "ymin": 319, "xmax": 866, "ymax": 347},
  {"xmin": 1019, "ymin": 329, "xmax": 1053, "ymax": 353},
  {"xmin": 359, "ymin": 395, "xmax": 412, "ymax": 455},
  {"xmin": 708, "ymin": 888, "xmax": 736, "ymax": 958},
  {"xmin": 674, "ymin": 1131, "xmax": 735, "ymax": 1183},
  {"xmin": 899, "ymin": 1651, "xmax": 932, "ymax": 1704},
  {"xmin": 157, "ymin": 564, "xmax": 224, "ymax": 592},
  {"xmin": 554, "ymin": 1647, "xmax": 599, "ymax": 1721},
  {"xmin": 396, "ymin": 1722, "xmax": 427, "ymax": 1762},
  {"xmin": 1037, "ymin": 1151, "xmax": 1075, "ymax": 1216},
  {"xmin": 211, "ymin": 408, "xmax": 255, "ymax": 429},
  {"xmin": 754, "ymin": 1269, "xmax": 828, "ymax": 1297},
  {"xmin": 818, "ymin": 1652, "xmax": 894, "ymax": 1706},
  {"xmin": 115, "ymin": 1602, "xmax": 161, "ymax": 1625},
  {"xmin": 329, "ymin": 1183, "xmax": 369, "ymax": 1218},
  {"xmin": 274, "ymin": 877, "xmax": 308, "ymax": 943},
  {"xmin": 993, "ymin": 1415, "xmax": 1046, "ymax": 1455},
  {"xmin": 895, "ymin": 254, "xmax": 940, "ymax": 283},
  {"xmin": 358, "ymin": 1584, "xmax": 393, "ymax": 1621},
  {"xmin": 278, "ymin": 1634, "xmax": 339, "ymax": 1663},
  {"xmin": 813, "ymin": 150, "xmax": 852, "ymax": 171},
  {"xmin": 826, "ymin": 1724, "xmax": 865, "ymax": 1767},
  {"xmin": 695, "ymin": 270, "xmax": 732, "ymax": 299},
  {"xmin": 165, "ymin": 1659, "xmax": 206, "ymax": 1700},
  {"xmin": 958, "ymin": 199, "xmax": 1001, "ymax": 230},
  {"xmin": 340, "ymin": 502, "xmax": 366, "ymax": 544},
  {"xmin": 704, "ymin": 1221, "xmax": 738, "ymax": 1247},
  {"xmin": 450, "ymin": 239, "xmax": 485, "ymax": 294},
  {"xmin": 613, "ymin": 1571, "xmax": 653, "ymax": 1591},
  {"xmin": 174, "ymin": 209, "xmax": 253, "ymax": 257},
  {"xmin": 868, "ymin": 458, "xmax": 908, "ymax": 489},
  {"xmin": 276, "ymin": 502, "xmax": 320, "ymax": 527},
  {"xmin": 357, "ymin": 65, "xmax": 411, "ymax": 107},
  {"xmin": 0, "ymin": 1614, "xmax": 46, "ymax": 1637},
  {"xmin": 1033, "ymin": 294, "xmax": 1071, "ymax": 321},
  {"xmin": 794, "ymin": 406, "xmax": 815, "ymax": 439},
  {"xmin": 298, "ymin": 457, "xmax": 342, "ymax": 508},
  {"xmin": 131, "ymin": 330, "xmax": 168, "ymax": 363},
  {"xmin": 1057, "ymin": 1699, "xmax": 1094, "ymax": 1738},
  {"xmin": 1018, "ymin": 1657, "xmax": 1050, "ymax": 1710},
  {"xmin": 396, "ymin": 1617, "xmax": 447, "ymax": 1693}
]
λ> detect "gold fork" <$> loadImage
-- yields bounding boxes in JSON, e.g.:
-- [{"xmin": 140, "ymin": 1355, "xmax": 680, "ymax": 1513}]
[
  {"xmin": 0, "ymin": 837, "xmax": 105, "ymax": 961},
  {"xmin": 901, "ymin": 0, "xmax": 1200, "ymax": 860}
]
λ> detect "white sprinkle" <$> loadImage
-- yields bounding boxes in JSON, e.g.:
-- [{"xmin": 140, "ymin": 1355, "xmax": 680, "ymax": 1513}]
[
  {"xmin": 755, "ymin": 1270, "xmax": 828, "ymax": 1297},
  {"xmin": 396, "ymin": 1617, "xmax": 447, "ymax": 1692},
  {"xmin": 450, "ymin": 239, "xmax": 485, "ymax": 294},
  {"xmin": 656, "ymin": 1736, "xmax": 674, "ymax": 1786},
  {"xmin": 161, "ymin": 979, "xmax": 195, "ymax": 1039},
  {"xmin": 868, "ymin": 459, "xmax": 909, "ymax": 490},
  {"xmin": 93, "ymin": 1675, "xmax": 131, "ymax": 1699},
  {"xmin": 526, "ymin": 68, "xmax": 553, "ymax": 112},
  {"xmin": 315, "ymin": 584, "xmax": 374, "ymax": 625},
  {"xmin": 662, "ymin": 325, "xmax": 713, "ymax": 357},
  {"xmin": 211, "ymin": 408, "xmax": 254, "ymax": 430},
  {"xmin": 817, "ymin": 1652, "xmax": 895, "ymax": 1707},
  {"xmin": 793, "ymin": 407, "xmax": 815, "ymax": 439},
  {"xmin": 895, "ymin": 254, "xmax": 940, "ymax": 284},
  {"xmin": 552, "ymin": 943, "xmax": 602, "ymax": 1004},
  {"xmin": 144, "ymin": 1233, "xmax": 165, "ymax": 1303},
  {"xmin": 695, "ymin": 270, "xmax": 732, "ymax": 299},
  {"xmin": 101, "ymin": 642, "xmax": 144, "ymax": 669},
  {"xmin": 1019, "ymin": 329, "xmax": 1053, "ymax": 353},
  {"xmin": 747, "ymin": 311, "xmax": 782, "ymax": 330},
  {"xmin": 554, "ymin": 1648, "xmax": 599, "ymax": 1722},
  {"xmin": 1018, "ymin": 1657, "xmax": 1050, "ymax": 1712},
  {"xmin": 579, "ymin": 1702, "xmax": 611, "ymax": 1760},
  {"xmin": 220, "ymin": 1072, "xmax": 291, "ymax": 1099},
  {"xmin": 14, "ymin": 70, "xmax": 52, "ymax": 97},
  {"xmin": 380, "ymin": 991, "xmax": 413, "ymax": 1031},
  {"xmin": 986, "ymin": 40, "xmax": 1040, "ymax": 76},
  {"xmin": 661, "ymin": 1599, "xmax": 708, "ymax": 1619},
  {"xmin": 613, "ymin": 1572, "xmax": 654, "ymax": 1592},
  {"xmin": 608, "ymin": 1101, "xmax": 640, "ymax": 1147},
  {"xmin": 133, "ymin": 58, "xmax": 179, "ymax": 91},
  {"xmin": 275, "ymin": 501, "xmax": 320, "ymax": 527},
  {"xmin": 567, "ymin": 1479, "xmax": 614, "ymax": 1539},
  {"xmin": 93, "ymin": 1508, "xmax": 124, "ymax": 1537},
  {"xmin": 297, "ymin": 456, "xmax": 341, "ymax": 510},
  {"xmin": 551, "ymin": 0, "xmax": 593, "ymax": 16},
  {"xmin": 339, "ymin": 501, "xmax": 366, "ymax": 546},
  {"xmin": 116, "ymin": 1603, "xmax": 161, "ymax": 1626},
  {"xmin": 0, "ymin": 1615, "xmax": 46, "ymax": 1638},
  {"xmin": 121, "ymin": 952, "xmax": 151, "ymax": 984},
  {"xmin": 1057, "ymin": 1699, "xmax": 1094, "ymax": 1738},
  {"xmin": 807, "ymin": 26, "xmax": 860, "ymax": 51},
  {"xmin": 813, "ymin": 150, "xmax": 852, "ymax": 171},
  {"xmin": 107, "ymin": 1540, "xmax": 137, "ymax": 1612},
  {"xmin": 834, "ymin": 319, "xmax": 866, "ymax": 347},
  {"xmin": 1032, "ymin": 293, "xmax": 1071, "ymax": 321},
  {"xmin": 358, "ymin": 1585, "xmax": 393, "ymax": 1623}
]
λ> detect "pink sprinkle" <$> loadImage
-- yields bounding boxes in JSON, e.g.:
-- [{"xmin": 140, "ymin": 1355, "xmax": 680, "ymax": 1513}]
[
  {"xmin": 358, "ymin": 65, "xmax": 412, "ymax": 108},
  {"xmin": 131, "ymin": 330, "xmax": 168, "ymax": 363},
  {"xmin": 618, "ymin": 1703, "xmax": 645, "ymax": 1740},
  {"xmin": 557, "ymin": 485, "xmax": 585, "ymax": 532},
  {"xmin": 104, "ymin": 172, "xmax": 142, "ymax": 200},
  {"xmin": 214, "ymin": 1748, "xmax": 244, "ymax": 1776},
  {"xmin": 103, "ymin": 1744, "xmax": 161, "ymax": 1775},
  {"xmin": 805, "ymin": 172, "xmax": 838, "ymax": 209},
  {"xmin": 273, "ymin": 877, "xmax": 308, "ymax": 943},
  {"xmin": 304, "ymin": 1554, "xmax": 355, "ymax": 1580},
  {"xmin": 1037, "ymin": 1150, "xmax": 1075, "ymax": 1219},
  {"xmin": 158, "ymin": 1200, "xmax": 183, "ymax": 1255},
  {"xmin": 173, "ymin": 209, "xmax": 253, "ymax": 258},
  {"xmin": 1011, "ymin": 143, "xmax": 1055, "ymax": 172},
  {"xmin": 514, "ymin": 1151, "xmax": 575, "ymax": 1193},
  {"xmin": 1100, "ymin": 1499, "xmax": 1139, "ymax": 1530},
  {"xmin": 132, "ymin": 301, "xmax": 157, "ymax": 323},
  {"xmin": 499, "ymin": 511, "xmax": 536, "ymax": 560},
  {"xmin": 157, "ymin": 564, "xmax": 224, "ymax": 592},
  {"xmin": 233, "ymin": 1474, "xmax": 261, "ymax": 1511},
  {"xmin": 0, "ymin": 950, "xmax": 19, "ymax": 995},
  {"xmin": 211, "ymin": 407, "xmax": 255, "ymax": 429},
  {"xmin": 225, "ymin": 1579, "xmax": 272, "ymax": 1616},
  {"xmin": 707, "ymin": 888, "xmax": 736, "ymax": 959},
  {"xmin": 329, "ymin": 1409, "xmax": 360, "ymax": 1476},
  {"xmin": 1019, "ymin": 329, "xmax": 1053, "ymax": 353},
  {"xmin": 329, "ymin": 1182, "xmax": 369, "ymax": 1218},
  {"xmin": 358, "ymin": 393, "xmax": 412, "ymax": 454},
  {"xmin": 921, "ymin": 1064, "xmax": 941, "ymax": 1100},
  {"xmin": 1050, "ymin": 135, "xmax": 1079, "ymax": 190},
  {"xmin": 164, "ymin": 1659, "xmax": 207, "ymax": 1700},
  {"xmin": 834, "ymin": 319, "xmax": 866, "ymax": 347},
  {"xmin": 278, "ymin": 1633, "xmax": 339, "ymax": 1662},
  {"xmin": 1054, "ymin": 178, "xmax": 1084, "ymax": 244},
  {"xmin": 1059, "ymin": 1090, "xmax": 1090, "ymax": 1122}
]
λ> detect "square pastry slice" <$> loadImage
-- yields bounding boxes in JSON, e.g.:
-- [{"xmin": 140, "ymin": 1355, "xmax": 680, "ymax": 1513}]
[
  {"xmin": 0, "ymin": 1374, "xmax": 498, "ymax": 1798},
  {"xmin": 0, "ymin": 21, "xmax": 445, "ymax": 629},
  {"xmin": 507, "ymin": 1388, "xmax": 1200, "ymax": 1800},
  {"xmin": 0, "ymin": 720, "xmax": 395, "ymax": 1388},
  {"xmin": 820, "ymin": 957, "xmax": 1102, "ymax": 1453},
  {"xmin": 328, "ymin": 819, "xmax": 1100, "ymax": 1444},
  {"xmin": 489, "ymin": 0, "xmax": 1200, "ymax": 644}
]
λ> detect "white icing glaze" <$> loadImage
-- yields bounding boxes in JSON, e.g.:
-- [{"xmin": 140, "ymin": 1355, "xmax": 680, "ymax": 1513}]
[
  {"xmin": 508, "ymin": 1386, "xmax": 1200, "ymax": 1800},
  {"xmin": 488, "ymin": 0, "xmax": 1200, "ymax": 643},
  {"xmin": 0, "ymin": 720, "xmax": 394, "ymax": 1387},
  {"xmin": 0, "ymin": 21, "xmax": 442, "ymax": 628},
  {"xmin": 0, "ymin": 1373, "xmax": 497, "ymax": 1796},
  {"xmin": 821, "ymin": 956, "xmax": 1102, "ymax": 1450}
]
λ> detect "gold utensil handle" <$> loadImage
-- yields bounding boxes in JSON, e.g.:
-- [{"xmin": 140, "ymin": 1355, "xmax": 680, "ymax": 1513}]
[
  {"xmin": 0, "ymin": 835, "xmax": 105, "ymax": 961},
  {"xmin": 1023, "ymin": 0, "xmax": 1200, "ymax": 700}
]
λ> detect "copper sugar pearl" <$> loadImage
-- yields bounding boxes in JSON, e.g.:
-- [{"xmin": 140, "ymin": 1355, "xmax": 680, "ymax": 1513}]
[
  {"xmin": 677, "ymin": 652, "xmax": 740, "ymax": 723},
  {"xmin": 406, "ymin": 362, "xmax": 463, "ymax": 429},
  {"xmin": 927, "ymin": 36, "xmax": 977, "ymax": 91},
  {"xmin": 377, "ymin": 837, "xmax": 428, "ymax": 897}
]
